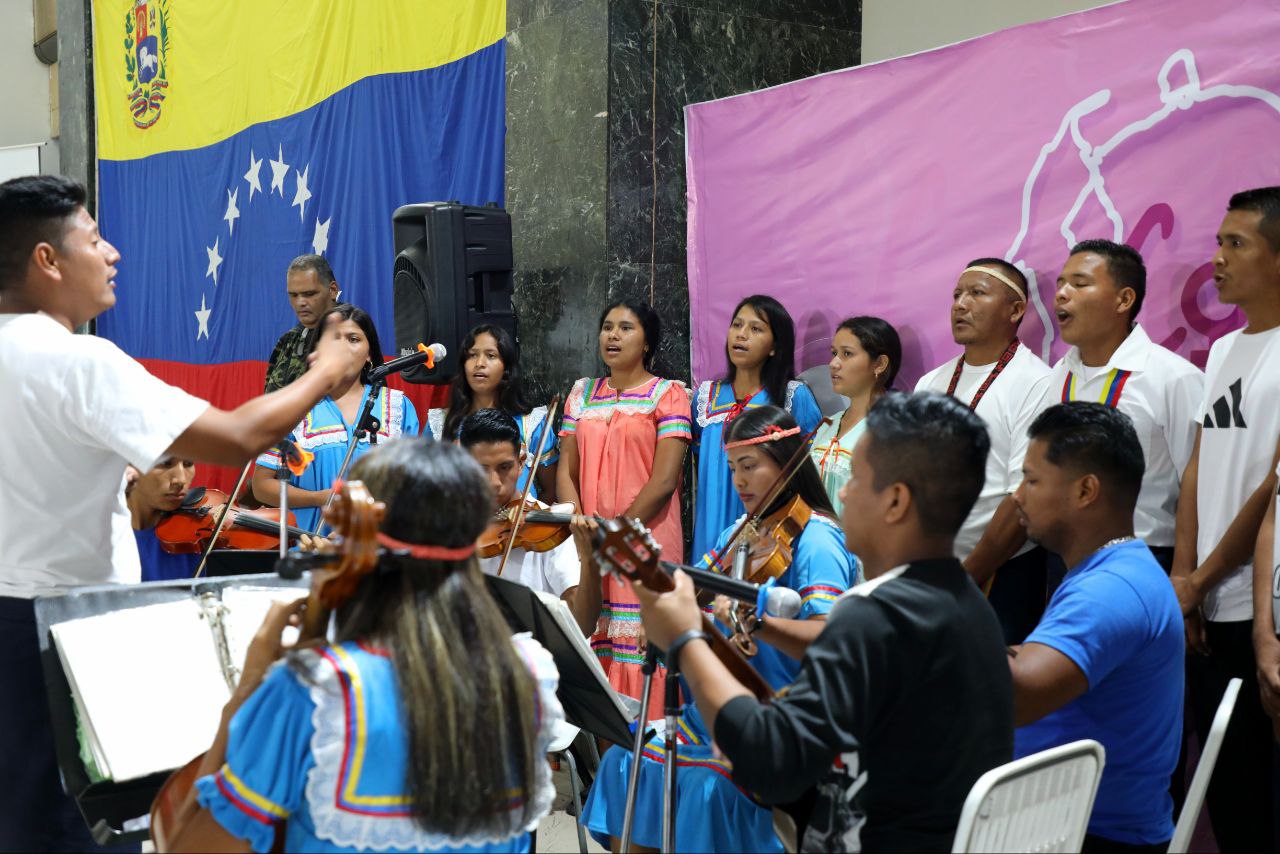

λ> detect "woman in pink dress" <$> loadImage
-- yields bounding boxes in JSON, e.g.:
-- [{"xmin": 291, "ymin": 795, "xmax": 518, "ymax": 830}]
[{"xmin": 557, "ymin": 299, "xmax": 691, "ymax": 715}]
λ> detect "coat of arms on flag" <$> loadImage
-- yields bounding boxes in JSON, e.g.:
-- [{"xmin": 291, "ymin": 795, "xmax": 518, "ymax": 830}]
[{"xmin": 123, "ymin": 0, "xmax": 169, "ymax": 129}]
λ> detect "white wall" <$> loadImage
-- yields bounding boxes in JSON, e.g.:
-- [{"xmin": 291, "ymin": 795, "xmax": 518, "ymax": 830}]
[
  {"xmin": 0, "ymin": 0, "xmax": 60, "ymax": 174},
  {"xmin": 861, "ymin": 0, "xmax": 1117, "ymax": 64}
]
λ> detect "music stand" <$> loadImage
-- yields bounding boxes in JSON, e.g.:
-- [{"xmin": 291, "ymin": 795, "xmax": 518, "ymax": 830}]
[
  {"xmin": 33, "ymin": 573, "xmax": 308, "ymax": 846},
  {"xmin": 200, "ymin": 550, "xmax": 279, "ymax": 577},
  {"xmin": 484, "ymin": 574, "xmax": 638, "ymax": 746}
]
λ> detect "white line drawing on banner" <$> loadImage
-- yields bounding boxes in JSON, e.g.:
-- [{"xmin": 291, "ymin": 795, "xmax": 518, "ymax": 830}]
[{"xmin": 1005, "ymin": 49, "xmax": 1280, "ymax": 360}]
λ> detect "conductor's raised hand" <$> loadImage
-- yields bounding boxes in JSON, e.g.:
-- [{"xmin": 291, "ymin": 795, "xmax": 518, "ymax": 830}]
[{"xmin": 632, "ymin": 568, "xmax": 702, "ymax": 652}]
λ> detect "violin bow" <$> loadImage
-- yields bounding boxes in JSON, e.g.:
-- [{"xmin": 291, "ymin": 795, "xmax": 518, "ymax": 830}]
[
  {"xmin": 708, "ymin": 415, "xmax": 832, "ymax": 576},
  {"xmin": 191, "ymin": 459, "xmax": 255, "ymax": 579},
  {"xmin": 495, "ymin": 393, "xmax": 562, "ymax": 578}
]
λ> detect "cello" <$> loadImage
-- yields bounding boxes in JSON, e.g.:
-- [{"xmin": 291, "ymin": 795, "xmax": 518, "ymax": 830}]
[{"xmin": 148, "ymin": 480, "xmax": 385, "ymax": 852}]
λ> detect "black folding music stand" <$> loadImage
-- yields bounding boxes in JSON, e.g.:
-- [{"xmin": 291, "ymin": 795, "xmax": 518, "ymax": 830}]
[
  {"xmin": 484, "ymin": 574, "xmax": 638, "ymax": 746},
  {"xmin": 33, "ymin": 573, "xmax": 308, "ymax": 846}
]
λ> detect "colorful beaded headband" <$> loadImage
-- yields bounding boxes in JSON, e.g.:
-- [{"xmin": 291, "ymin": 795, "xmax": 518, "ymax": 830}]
[
  {"xmin": 723, "ymin": 424, "xmax": 802, "ymax": 450},
  {"xmin": 962, "ymin": 265, "xmax": 1026, "ymax": 301}
]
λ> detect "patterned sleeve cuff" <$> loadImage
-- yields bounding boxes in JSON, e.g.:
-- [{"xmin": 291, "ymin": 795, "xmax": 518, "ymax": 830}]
[
  {"xmin": 557, "ymin": 415, "xmax": 578, "ymax": 437},
  {"xmin": 195, "ymin": 766, "xmax": 286, "ymax": 854},
  {"xmin": 656, "ymin": 414, "xmax": 692, "ymax": 441},
  {"xmin": 255, "ymin": 449, "xmax": 282, "ymax": 470},
  {"xmin": 797, "ymin": 584, "xmax": 843, "ymax": 618}
]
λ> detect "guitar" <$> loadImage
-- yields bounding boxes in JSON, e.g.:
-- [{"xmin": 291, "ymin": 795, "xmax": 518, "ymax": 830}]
[{"xmin": 593, "ymin": 516, "xmax": 816, "ymax": 848}]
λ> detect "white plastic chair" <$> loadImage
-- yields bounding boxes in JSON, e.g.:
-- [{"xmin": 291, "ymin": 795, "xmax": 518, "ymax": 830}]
[
  {"xmin": 952, "ymin": 739, "xmax": 1105, "ymax": 853},
  {"xmin": 1167, "ymin": 677, "xmax": 1242, "ymax": 853}
]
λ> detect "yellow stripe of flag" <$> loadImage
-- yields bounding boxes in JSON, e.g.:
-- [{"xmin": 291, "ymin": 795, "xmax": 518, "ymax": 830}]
[{"xmin": 94, "ymin": 0, "xmax": 505, "ymax": 161}]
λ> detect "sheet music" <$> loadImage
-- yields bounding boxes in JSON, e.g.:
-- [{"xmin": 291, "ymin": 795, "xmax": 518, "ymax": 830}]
[
  {"xmin": 220, "ymin": 587, "xmax": 304, "ymax": 681},
  {"xmin": 50, "ymin": 600, "xmax": 228, "ymax": 783},
  {"xmin": 49, "ymin": 587, "xmax": 304, "ymax": 783},
  {"xmin": 530, "ymin": 589, "xmax": 633, "ymax": 721}
]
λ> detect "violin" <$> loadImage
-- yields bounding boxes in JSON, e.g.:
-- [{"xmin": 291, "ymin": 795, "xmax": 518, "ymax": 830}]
[
  {"xmin": 477, "ymin": 499, "xmax": 574, "ymax": 558},
  {"xmin": 149, "ymin": 482, "xmax": 385, "ymax": 851},
  {"xmin": 155, "ymin": 487, "xmax": 310, "ymax": 553},
  {"xmin": 730, "ymin": 493, "xmax": 812, "ymax": 585}
]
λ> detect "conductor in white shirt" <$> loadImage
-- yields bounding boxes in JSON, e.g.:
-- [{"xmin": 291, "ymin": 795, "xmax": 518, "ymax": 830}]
[
  {"xmin": 1046, "ymin": 239, "xmax": 1203, "ymax": 574},
  {"xmin": 0, "ymin": 175, "xmax": 359, "ymax": 851},
  {"xmin": 915, "ymin": 257, "xmax": 1052, "ymax": 644}
]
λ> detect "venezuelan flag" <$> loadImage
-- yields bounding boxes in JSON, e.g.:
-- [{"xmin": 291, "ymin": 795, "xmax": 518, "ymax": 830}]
[{"xmin": 92, "ymin": 1, "xmax": 505, "ymax": 484}]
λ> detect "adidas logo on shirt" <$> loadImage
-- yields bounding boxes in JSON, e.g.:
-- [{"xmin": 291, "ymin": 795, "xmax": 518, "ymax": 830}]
[{"xmin": 1203, "ymin": 378, "xmax": 1247, "ymax": 429}]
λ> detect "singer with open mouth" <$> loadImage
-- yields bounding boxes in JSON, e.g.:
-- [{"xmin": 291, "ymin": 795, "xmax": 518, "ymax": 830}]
[
  {"xmin": 580, "ymin": 405, "xmax": 857, "ymax": 853},
  {"xmin": 251, "ymin": 303, "xmax": 423, "ymax": 534}
]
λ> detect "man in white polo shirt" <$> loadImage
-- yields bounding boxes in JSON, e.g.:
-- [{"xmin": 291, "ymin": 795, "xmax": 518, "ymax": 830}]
[
  {"xmin": 1046, "ymin": 239, "xmax": 1202, "ymax": 573},
  {"xmin": 916, "ymin": 257, "xmax": 1052, "ymax": 644},
  {"xmin": 1171, "ymin": 187, "xmax": 1280, "ymax": 852},
  {"xmin": 0, "ymin": 175, "xmax": 356, "ymax": 850}
]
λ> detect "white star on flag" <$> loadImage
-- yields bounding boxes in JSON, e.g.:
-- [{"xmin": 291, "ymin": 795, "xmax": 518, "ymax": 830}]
[
  {"xmin": 195, "ymin": 294, "xmax": 211, "ymax": 340},
  {"xmin": 269, "ymin": 145, "xmax": 290, "ymax": 196},
  {"xmin": 205, "ymin": 237, "xmax": 223, "ymax": 284},
  {"xmin": 312, "ymin": 216, "xmax": 331, "ymax": 254},
  {"xmin": 224, "ymin": 188, "xmax": 240, "ymax": 235},
  {"xmin": 244, "ymin": 151, "xmax": 263, "ymax": 201},
  {"xmin": 293, "ymin": 165, "xmax": 312, "ymax": 221}
]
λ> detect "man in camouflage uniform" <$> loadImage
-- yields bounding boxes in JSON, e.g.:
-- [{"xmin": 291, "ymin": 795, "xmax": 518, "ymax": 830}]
[{"xmin": 264, "ymin": 254, "xmax": 341, "ymax": 392}]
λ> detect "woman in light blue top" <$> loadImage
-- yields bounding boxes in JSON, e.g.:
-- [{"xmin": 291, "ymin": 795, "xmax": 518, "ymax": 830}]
[
  {"xmin": 810, "ymin": 316, "xmax": 901, "ymax": 517},
  {"xmin": 168, "ymin": 439, "xmax": 563, "ymax": 853},
  {"xmin": 691, "ymin": 295, "xmax": 821, "ymax": 564}
]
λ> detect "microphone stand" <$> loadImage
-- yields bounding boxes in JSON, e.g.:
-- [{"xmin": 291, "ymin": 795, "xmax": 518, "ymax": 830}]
[
  {"xmin": 312, "ymin": 378, "xmax": 385, "ymax": 535},
  {"xmin": 618, "ymin": 641, "xmax": 682, "ymax": 854},
  {"xmin": 275, "ymin": 445, "xmax": 293, "ymax": 561}
]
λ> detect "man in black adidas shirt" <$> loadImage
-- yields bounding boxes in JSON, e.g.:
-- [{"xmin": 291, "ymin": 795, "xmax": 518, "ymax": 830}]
[{"xmin": 634, "ymin": 392, "xmax": 1013, "ymax": 852}]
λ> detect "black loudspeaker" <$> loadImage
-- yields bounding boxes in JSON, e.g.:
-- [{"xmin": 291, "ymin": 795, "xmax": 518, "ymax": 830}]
[{"xmin": 391, "ymin": 202, "xmax": 515, "ymax": 382}]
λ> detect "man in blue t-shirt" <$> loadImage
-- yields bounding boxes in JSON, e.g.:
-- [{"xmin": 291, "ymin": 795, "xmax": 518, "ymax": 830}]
[{"xmin": 1009, "ymin": 402, "xmax": 1184, "ymax": 852}]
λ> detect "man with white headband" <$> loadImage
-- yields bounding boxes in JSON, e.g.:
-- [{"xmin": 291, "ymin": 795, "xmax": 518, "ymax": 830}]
[{"xmin": 916, "ymin": 257, "xmax": 1051, "ymax": 644}]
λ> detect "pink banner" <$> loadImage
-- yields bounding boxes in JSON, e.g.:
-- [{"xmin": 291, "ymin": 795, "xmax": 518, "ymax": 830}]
[{"xmin": 685, "ymin": 0, "xmax": 1280, "ymax": 386}]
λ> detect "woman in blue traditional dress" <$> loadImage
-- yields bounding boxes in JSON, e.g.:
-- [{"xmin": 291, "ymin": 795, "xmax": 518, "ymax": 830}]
[
  {"xmin": 427, "ymin": 324, "xmax": 558, "ymax": 502},
  {"xmin": 251, "ymin": 304, "xmax": 421, "ymax": 534},
  {"xmin": 691, "ymin": 296, "xmax": 822, "ymax": 564},
  {"xmin": 582, "ymin": 406, "xmax": 858, "ymax": 853},
  {"xmin": 810, "ymin": 316, "xmax": 901, "ymax": 519},
  {"xmin": 164, "ymin": 439, "xmax": 563, "ymax": 853}
]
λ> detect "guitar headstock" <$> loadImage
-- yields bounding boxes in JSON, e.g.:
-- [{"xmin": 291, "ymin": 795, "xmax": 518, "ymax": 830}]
[{"xmin": 592, "ymin": 517, "xmax": 670, "ymax": 593}]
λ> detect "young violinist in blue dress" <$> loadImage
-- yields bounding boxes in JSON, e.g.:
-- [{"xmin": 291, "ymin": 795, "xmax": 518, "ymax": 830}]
[
  {"xmin": 164, "ymin": 438, "xmax": 564, "ymax": 853},
  {"xmin": 692, "ymin": 296, "xmax": 821, "ymax": 565},
  {"xmin": 428, "ymin": 324, "xmax": 558, "ymax": 501},
  {"xmin": 581, "ymin": 405, "xmax": 857, "ymax": 853},
  {"xmin": 250, "ymin": 304, "xmax": 421, "ymax": 533}
]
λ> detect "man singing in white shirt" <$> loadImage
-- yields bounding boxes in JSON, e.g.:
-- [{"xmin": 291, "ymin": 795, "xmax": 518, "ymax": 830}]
[
  {"xmin": 0, "ymin": 175, "xmax": 357, "ymax": 850},
  {"xmin": 1046, "ymin": 239, "xmax": 1203, "ymax": 572},
  {"xmin": 916, "ymin": 257, "xmax": 1052, "ymax": 644},
  {"xmin": 1171, "ymin": 187, "xmax": 1280, "ymax": 852}
]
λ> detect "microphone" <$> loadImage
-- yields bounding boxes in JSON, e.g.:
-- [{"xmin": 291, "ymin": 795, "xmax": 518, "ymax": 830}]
[
  {"xmin": 368, "ymin": 342, "xmax": 447, "ymax": 383},
  {"xmin": 671, "ymin": 563, "xmax": 802, "ymax": 619}
]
